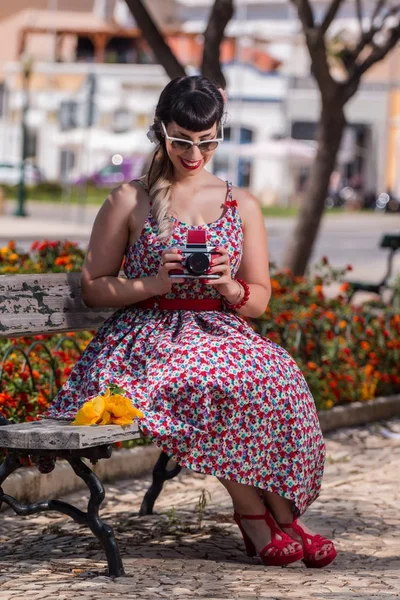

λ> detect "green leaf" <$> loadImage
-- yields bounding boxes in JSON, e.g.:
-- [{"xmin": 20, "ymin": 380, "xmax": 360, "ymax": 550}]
[{"xmin": 107, "ymin": 384, "xmax": 128, "ymax": 396}]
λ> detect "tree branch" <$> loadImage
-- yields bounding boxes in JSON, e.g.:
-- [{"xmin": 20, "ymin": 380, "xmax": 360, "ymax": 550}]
[
  {"xmin": 371, "ymin": 0, "xmax": 387, "ymax": 22},
  {"xmin": 291, "ymin": 0, "xmax": 315, "ymax": 29},
  {"xmin": 201, "ymin": 0, "xmax": 234, "ymax": 88},
  {"xmin": 123, "ymin": 0, "xmax": 186, "ymax": 80},
  {"xmin": 342, "ymin": 20, "xmax": 400, "ymax": 102},
  {"xmin": 344, "ymin": 2, "xmax": 399, "ymax": 73},
  {"xmin": 352, "ymin": 21, "xmax": 400, "ymax": 79},
  {"xmin": 320, "ymin": 0, "xmax": 344, "ymax": 34},
  {"xmin": 291, "ymin": 0, "xmax": 339, "ymax": 102},
  {"xmin": 355, "ymin": 0, "xmax": 364, "ymax": 34},
  {"xmin": 350, "ymin": 1, "xmax": 398, "ymax": 61}
]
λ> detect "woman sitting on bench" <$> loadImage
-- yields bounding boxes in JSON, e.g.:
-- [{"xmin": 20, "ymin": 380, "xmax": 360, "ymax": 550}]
[{"xmin": 47, "ymin": 75, "xmax": 336, "ymax": 569}]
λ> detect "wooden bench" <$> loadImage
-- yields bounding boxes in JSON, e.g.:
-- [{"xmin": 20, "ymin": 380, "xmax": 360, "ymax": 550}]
[
  {"xmin": 348, "ymin": 232, "xmax": 400, "ymax": 303},
  {"xmin": 0, "ymin": 273, "xmax": 181, "ymax": 577}
]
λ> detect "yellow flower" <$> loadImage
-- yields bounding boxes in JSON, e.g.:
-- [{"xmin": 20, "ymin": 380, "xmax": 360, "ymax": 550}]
[
  {"xmin": 73, "ymin": 395, "xmax": 106, "ymax": 425},
  {"xmin": 72, "ymin": 387, "xmax": 144, "ymax": 426},
  {"xmin": 105, "ymin": 393, "xmax": 144, "ymax": 423},
  {"xmin": 99, "ymin": 410, "xmax": 112, "ymax": 425},
  {"xmin": 6, "ymin": 266, "xmax": 18, "ymax": 273}
]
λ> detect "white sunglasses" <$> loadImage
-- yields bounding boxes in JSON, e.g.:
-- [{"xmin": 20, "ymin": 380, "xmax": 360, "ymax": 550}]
[{"xmin": 161, "ymin": 121, "xmax": 223, "ymax": 153}]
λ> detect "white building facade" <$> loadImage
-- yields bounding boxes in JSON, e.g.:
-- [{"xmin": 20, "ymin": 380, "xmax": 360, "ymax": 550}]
[{"xmin": 0, "ymin": 0, "xmax": 395, "ymax": 204}]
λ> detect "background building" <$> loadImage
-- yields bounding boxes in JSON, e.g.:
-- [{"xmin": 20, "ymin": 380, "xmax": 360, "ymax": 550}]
[{"xmin": 0, "ymin": 0, "xmax": 398, "ymax": 204}]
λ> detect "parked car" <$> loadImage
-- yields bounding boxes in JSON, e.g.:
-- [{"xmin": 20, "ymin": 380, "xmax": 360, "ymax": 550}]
[
  {"xmin": 0, "ymin": 161, "xmax": 45, "ymax": 186},
  {"xmin": 73, "ymin": 154, "xmax": 148, "ymax": 187}
]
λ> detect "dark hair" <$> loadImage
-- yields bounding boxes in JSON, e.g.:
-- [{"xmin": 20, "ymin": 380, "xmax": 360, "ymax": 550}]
[
  {"xmin": 155, "ymin": 75, "xmax": 224, "ymax": 134},
  {"xmin": 146, "ymin": 76, "xmax": 225, "ymax": 238}
]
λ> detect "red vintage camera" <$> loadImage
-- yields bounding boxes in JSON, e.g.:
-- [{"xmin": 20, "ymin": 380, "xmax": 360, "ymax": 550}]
[{"xmin": 169, "ymin": 230, "xmax": 221, "ymax": 279}]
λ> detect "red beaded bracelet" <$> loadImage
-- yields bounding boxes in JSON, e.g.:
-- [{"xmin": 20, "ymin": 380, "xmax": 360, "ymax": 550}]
[{"xmin": 225, "ymin": 278, "xmax": 250, "ymax": 310}]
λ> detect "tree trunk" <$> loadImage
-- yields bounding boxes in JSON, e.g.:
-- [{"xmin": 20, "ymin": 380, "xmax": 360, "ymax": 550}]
[
  {"xmin": 282, "ymin": 105, "xmax": 346, "ymax": 275},
  {"xmin": 124, "ymin": 0, "xmax": 186, "ymax": 80},
  {"xmin": 201, "ymin": 0, "xmax": 234, "ymax": 88}
]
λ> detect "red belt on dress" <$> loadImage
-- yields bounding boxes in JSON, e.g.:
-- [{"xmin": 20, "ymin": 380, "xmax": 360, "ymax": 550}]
[{"xmin": 136, "ymin": 298, "xmax": 224, "ymax": 311}]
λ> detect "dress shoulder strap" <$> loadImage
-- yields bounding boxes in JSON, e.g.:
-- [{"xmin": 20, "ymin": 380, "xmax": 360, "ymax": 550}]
[
  {"xmin": 224, "ymin": 180, "xmax": 237, "ymax": 209},
  {"xmin": 132, "ymin": 178, "xmax": 153, "ymax": 207},
  {"xmin": 133, "ymin": 178, "xmax": 148, "ymax": 190}
]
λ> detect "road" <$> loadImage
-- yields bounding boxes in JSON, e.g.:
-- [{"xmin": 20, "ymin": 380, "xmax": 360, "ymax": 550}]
[{"xmin": 1, "ymin": 200, "xmax": 399, "ymax": 281}]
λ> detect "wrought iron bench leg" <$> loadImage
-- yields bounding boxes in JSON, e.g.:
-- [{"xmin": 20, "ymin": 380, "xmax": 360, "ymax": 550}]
[
  {"xmin": 0, "ymin": 451, "xmax": 124, "ymax": 577},
  {"xmin": 139, "ymin": 450, "xmax": 182, "ymax": 516},
  {"xmin": 0, "ymin": 450, "xmax": 22, "ymax": 511},
  {"xmin": 66, "ymin": 456, "xmax": 124, "ymax": 577}
]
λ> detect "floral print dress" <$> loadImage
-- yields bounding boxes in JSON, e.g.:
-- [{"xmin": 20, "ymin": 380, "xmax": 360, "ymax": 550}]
[{"xmin": 47, "ymin": 181, "xmax": 325, "ymax": 516}]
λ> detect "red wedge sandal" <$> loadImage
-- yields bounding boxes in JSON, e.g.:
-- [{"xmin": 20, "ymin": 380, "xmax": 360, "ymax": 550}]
[
  {"xmin": 233, "ymin": 509, "xmax": 304, "ymax": 567},
  {"xmin": 279, "ymin": 518, "xmax": 337, "ymax": 568}
]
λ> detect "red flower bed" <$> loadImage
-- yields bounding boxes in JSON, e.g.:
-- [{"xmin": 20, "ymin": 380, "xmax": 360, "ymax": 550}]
[{"xmin": 0, "ymin": 243, "xmax": 399, "ymax": 420}]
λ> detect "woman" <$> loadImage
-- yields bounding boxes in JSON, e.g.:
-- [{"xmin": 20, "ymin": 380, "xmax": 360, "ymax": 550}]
[{"xmin": 48, "ymin": 75, "xmax": 336, "ymax": 568}]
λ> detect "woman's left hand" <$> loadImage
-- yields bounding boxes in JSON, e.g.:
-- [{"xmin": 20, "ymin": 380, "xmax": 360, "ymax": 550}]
[{"xmin": 205, "ymin": 246, "xmax": 240, "ymax": 302}]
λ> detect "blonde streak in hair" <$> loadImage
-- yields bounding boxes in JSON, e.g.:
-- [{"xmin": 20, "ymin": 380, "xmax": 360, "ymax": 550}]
[
  {"xmin": 151, "ymin": 177, "xmax": 173, "ymax": 240},
  {"xmin": 148, "ymin": 145, "xmax": 174, "ymax": 240}
]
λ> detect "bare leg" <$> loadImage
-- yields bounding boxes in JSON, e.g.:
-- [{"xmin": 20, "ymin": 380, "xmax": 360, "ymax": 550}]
[
  {"xmin": 219, "ymin": 478, "xmax": 301, "ymax": 556},
  {"xmin": 262, "ymin": 490, "xmax": 333, "ymax": 559}
]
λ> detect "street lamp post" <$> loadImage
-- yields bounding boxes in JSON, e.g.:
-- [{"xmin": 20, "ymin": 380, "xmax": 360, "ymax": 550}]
[{"xmin": 15, "ymin": 55, "xmax": 33, "ymax": 217}]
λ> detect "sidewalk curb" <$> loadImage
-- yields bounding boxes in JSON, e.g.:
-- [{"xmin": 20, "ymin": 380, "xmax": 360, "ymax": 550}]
[
  {"xmin": 2, "ymin": 394, "xmax": 399, "ymax": 509},
  {"xmin": 317, "ymin": 394, "xmax": 400, "ymax": 433}
]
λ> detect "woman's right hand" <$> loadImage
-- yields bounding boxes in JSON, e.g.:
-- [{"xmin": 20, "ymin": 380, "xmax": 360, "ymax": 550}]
[{"xmin": 153, "ymin": 248, "xmax": 184, "ymax": 294}]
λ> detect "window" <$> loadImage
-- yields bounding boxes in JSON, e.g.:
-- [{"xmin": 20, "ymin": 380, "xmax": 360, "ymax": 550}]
[
  {"xmin": 59, "ymin": 149, "xmax": 76, "ymax": 182},
  {"xmin": 59, "ymin": 101, "xmax": 79, "ymax": 131},
  {"xmin": 76, "ymin": 37, "xmax": 95, "ymax": 63},
  {"xmin": 223, "ymin": 126, "xmax": 253, "ymax": 144},
  {"xmin": 112, "ymin": 108, "xmax": 132, "ymax": 133},
  {"xmin": 105, "ymin": 37, "xmax": 136, "ymax": 64}
]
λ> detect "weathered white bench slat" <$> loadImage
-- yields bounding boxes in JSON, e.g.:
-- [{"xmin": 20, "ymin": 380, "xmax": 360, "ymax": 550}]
[
  {"xmin": 0, "ymin": 419, "xmax": 141, "ymax": 450},
  {"xmin": 0, "ymin": 273, "xmax": 114, "ymax": 337}
]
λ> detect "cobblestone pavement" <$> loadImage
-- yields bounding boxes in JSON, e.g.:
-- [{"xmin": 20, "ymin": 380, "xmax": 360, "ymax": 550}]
[{"xmin": 0, "ymin": 420, "xmax": 399, "ymax": 600}]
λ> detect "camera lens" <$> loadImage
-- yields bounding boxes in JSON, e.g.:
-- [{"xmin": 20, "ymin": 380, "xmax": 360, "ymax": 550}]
[{"xmin": 186, "ymin": 252, "xmax": 210, "ymax": 275}]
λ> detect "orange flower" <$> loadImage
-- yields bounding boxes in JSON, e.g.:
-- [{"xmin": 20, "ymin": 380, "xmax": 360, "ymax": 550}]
[
  {"xmin": 325, "ymin": 311, "xmax": 336, "ymax": 322},
  {"xmin": 365, "ymin": 364, "xmax": 374, "ymax": 376},
  {"xmin": 360, "ymin": 341, "xmax": 370, "ymax": 351},
  {"xmin": 55, "ymin": 256, "xmax": 69, "ymax": 266},
  {"xmin": 307, "ymin": 362, "xmax": 318, "ymax": 370},
  {"xmin": 271, "ymin": 279, "xmax": 281, "ymax": 292}
]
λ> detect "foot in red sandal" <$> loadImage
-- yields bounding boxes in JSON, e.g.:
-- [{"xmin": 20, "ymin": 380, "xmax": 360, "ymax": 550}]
[
  {"xmin": 233, "ymin": 509, "xmax": 304, "ymax": 567},
  {"xmin": 278, "ymin": 518, "xmax": 337, "ymax": 568}
]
